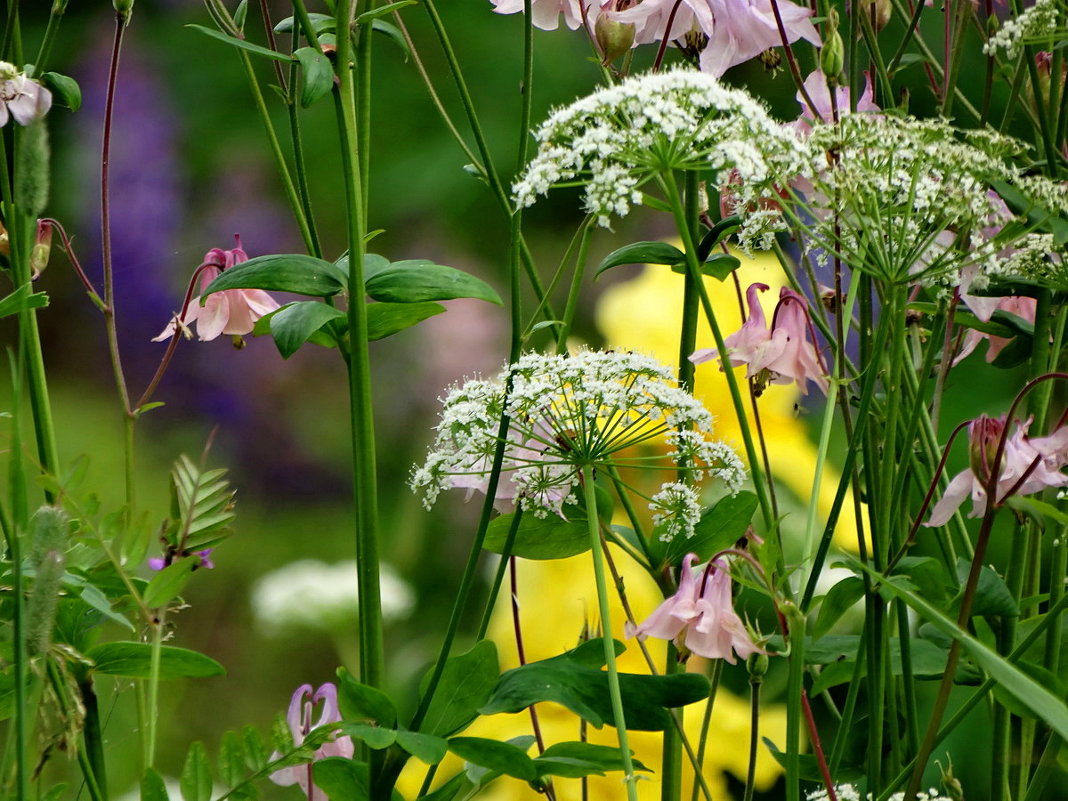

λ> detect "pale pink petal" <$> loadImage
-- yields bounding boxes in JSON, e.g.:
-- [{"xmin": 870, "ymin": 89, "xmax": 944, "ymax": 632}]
[{"xmin": 926, "ymin": 469, "xmax": 978, "ymax": 527}]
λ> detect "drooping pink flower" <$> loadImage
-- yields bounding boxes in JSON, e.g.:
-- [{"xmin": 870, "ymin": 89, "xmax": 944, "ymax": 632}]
[
  {"xmin": 616, "ymin": 0, "xmax": 819, "ymax": 77},
  {"xmin": 627, "ymin": 553, "xmax": 764, "ymax": 664},
  {"xmin": 153, "ymin": 235, "xmax": 279, "ymax": 343},
  {"xmin": 0, "ymin": 63, "xmax": 52, "ymax": 127},
  {"xmin": 926, "ymin": 415, "xmax": 1068, "ymax": 526},
  {"xmin": 269, "ymin": 683, "xmax": 354, "ymax": 801},
  {"xmin": 489, "ymin": 0, "xmax": 587, "ymax": 30},
  {"xmin": 690, "ymin": 283, "xmax": 828, "ymax": 395},
  {"xmin": 954, "ymin": 294, "xmax": 1037, "ymax": 365}
]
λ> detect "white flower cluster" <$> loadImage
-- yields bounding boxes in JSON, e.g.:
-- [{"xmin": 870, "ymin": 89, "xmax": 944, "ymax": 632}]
[
  {"xmin": 806, "ymin": 787, "xmax": 955, "ymax": 801},
  {"xmin": 513, "ymin": 68, "xmax": 805, "ymax": 243},
  {"xmin": 797, "ymin": 114, "xmax": 1068, "ymax": 287},
  {"xmin": 250, "ymin": 559, "xmax": 414, "ymax": 635},
  {"xmin": 649, "ymin": 482, "xmax": 702, "ymax": 541},
  {"xmin": 411, "ymin": 350, "xmax": 745, "ymax": 528},
  {"xmin": 984, "ymin": 0, "xmax": 1061, "ymax": 57}
]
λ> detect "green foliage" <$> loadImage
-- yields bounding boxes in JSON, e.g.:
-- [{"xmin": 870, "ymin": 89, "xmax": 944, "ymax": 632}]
[
  {"xmin": 481, "ymin": 638, "xmax": 710, "ymax": 730},
  {"xmin": 186, "ymin": 24, "xmax": 292, "ymax": 63},
  {"xmin": 0, "ymin": 285, "xmax": 48, "ymax": 319},
  {"xmin": 418, "ymin": 640, "xmax": 499, "ymax": 737},
  {"xmin": 661, "ymin": 490, "xmax": 757, "ymax": 566},
  {"xmin": 166, "ymin": 453, "xmax": 237, "ymax": 554},
  {"xmin": 203, "ymin": 254, "xmax": 348, "ymax": 297},
  {"xmin": 40, "ymin": 72, "xmax": 81, "ymax": 111},
  {"xmin": 595, "ymin": 241, "xmax": 686, "ymax": 277},
  {"xmin": 180, "ymin": 742, "xmax": 212, "ymax": 801},
  {"xmin": 364, "ymin": 259, "xmax": 502, "ymax": 305},
  {"xmin": 293, "ymin": 47, "xmax": 333, "ymax": 108},
  {"xmin": 337, "ymin": 666, "xmax": 398, "ymax": 727},
  {"xmin": 483, "ymin": 508, "xmax": 590, "ymax": 559},
  {"xmin": 86, "ymin": 643, "xmax": 225, "ymax": 679},
  {"xmin": 140, "ymin": 767, "xmax": 170, "ymax": 801},
  {"xmin": 256, "ymin": 302, "xmax": 346, "ymax": 358}
]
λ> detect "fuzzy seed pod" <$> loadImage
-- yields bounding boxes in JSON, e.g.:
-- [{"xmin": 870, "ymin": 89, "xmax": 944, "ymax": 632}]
[
  {"xmin": 26, "ymin": 506, "xmax": 69, "ymax": 655},
  {"xmin": 14, "ymin": 120, "xmax": 49, "ymax": 218}
]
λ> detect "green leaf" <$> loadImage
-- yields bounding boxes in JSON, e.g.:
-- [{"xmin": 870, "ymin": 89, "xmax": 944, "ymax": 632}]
[
  {"xmin": 483, "ymin": 509, "xmax": 590, "ymax": 560},
  {"xmin": 763, "ymin": 737, "xmax": 864, "ymax": 783},
  {"xmin": 811, "ymin": 577, "xmax": 865, "ymax": 640},
  {"xmin": 695, "ymin": 253, "xmax": 741, "ymax": 281},
  {"xmin": 203, "ymin": 254, "xmax": 347, "ymax": 297},
  {"xmin": 233, "ymin": 0, "xmax": 248, "ymax": 29},
  {"xmin": 534, "ymin": 741, "xmax": 650, "ymax": 778},
  {"xmin": 78, "ymin": 583, "xmax": 134, "ymax": 631},
  {"xmin": 339, "ymin": 722, "xmax": 397, "ymax": 749},
  {"xmin": 992, "ymin": 661, "xmax": 1066, "ymax": 720},
  {"xmin": 365, "ymin": 260, "xmax": 502, "ymax": 305},
  {"xmin": 448, "ymin": 737, "xmax": 537, "ymax": 782},
  {"xmin": 273, "ymin": 12, "xmax": 335, "ymax": 34},
  {"xmin": 850, "ymin": 559, "xmax": 1068, "ymax": 742},
  {"xmin": 371, "ymin": 19, "xmax": 410, "ymax": 59},
  {"xmin": 367, "ymin": 301, "xmax": 445, "ymax": 340},
  {"xmin": 186, "ymin": 24, "xmax": 293, "ymax": 63},
  {"xmin": 168, "ymin": 454, "xmax": 236, "ymax": 551},
  {"xmin": 419, "ymin": 640, "xmax": 499, "ymax": 737},
  {"xmin": 180, "ymin": 742, "xmax": 212, "ymax": 801},
  {"xmin": 141, "ymin": 767, "xmax": 170, "ymax": 801},
  {"xmin": 954, "ymin": 559, "xmax": 1018, "ymax": 618},
  {"xmin": 218, "ymin": 731, "xmax": 246, "ymax": 788},
  {"xmin": 420, "ymin": 772, "xmax": 468, "ymax": 801},
  {"xmin": 241, "ymin": 725, "xmax": 268, "ymax": 771},
  {"xmin": 87, "ymin": 643, "xmax": 226, "ymax": 679},
  {"xmin": 312, "ymin": 757, "xmax": 370, "ymax": 801},
  {"xmin": 1005, "ymin": 494, "xmax": 1068, "ymax": 526},
  {"xmin": 0, "ymin": 285, "xmax": 48, "ymax": 319},
  {"xmin": 337, "ymin": 666, "xmax": 398, "ymax": 727},
  {"xmin": 293, "ymin": 46, "xmax": 333, "ymax": 108},
  {"xmin": 266, "ymin": 301, "xmax": 345, "ymax": 358},
  {"xmin": 695, "ymin": 216, "xmax": 742, "ymax": 260},
  {"xmin": 356, "ymin": 1, "xmax": 417, "ymax": 22},
  {"xmin": 665, "ymin": 491, "xmax": 757, "ymax": 566},
  {"xmin": 41, "ymin": 72, "xmax": 81, "ymax": 112},
  {"xmin": 595, "ymin": 242, "xmax": 685, "ymax": 278},
  {"xmin": 481, "ymin": 638, "xmax": 709, "ymax": 731},
  {"xmin": 395, "ymin": 730, "xmax": 448, "ymax": 764},
  {"xmin": 143, "ymin": 558, "xmax": 197, "ymax": 608}
]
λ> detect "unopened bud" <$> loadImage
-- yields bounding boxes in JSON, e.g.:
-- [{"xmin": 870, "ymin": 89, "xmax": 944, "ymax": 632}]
[
  {"xmin": 113, "ymin": 0, "xmax": 135, "ymax": 17},
  {"xmin": 968, "ymin": 414, "xmax": 1005, "ymax": 485},
  {"xmin": 858, "ymin": 0, "xmax": 892, "ymax": 33},
  {"xmin": 30, "ymin": 220, "xmax": 52, "ymax": 279},
  {"xmin": 821, "ymin": 10, "xmax": 844, "ymax": 84},
  {"xmin": 747, "ymin": 652, "xmax": 769, "ymax": 679},
  {"xmin": 595, "ymin": 9, "xmax": 635, "ymax": 65}
]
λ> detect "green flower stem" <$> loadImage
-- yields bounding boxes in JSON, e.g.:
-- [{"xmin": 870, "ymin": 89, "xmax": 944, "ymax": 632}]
[
  {"xmin": 1023, "ymin": 734, "xmax": 1063, "ymax": 801},
  {"xmin": 31, "ymin": 0, "xmax": 66, "ymax": 74},
  {"xmin": 784, "ymin": 609, "xmax": 805, "ymax": 801},
  {"xmin": 287, "ymin": 61, "xmax": 322, "ymax": 259},
  {"xmin": 334, "ymin": 0, "xmax": 384, "ymax": 695},
  {"xmin": 742, "ymin": 669, "xmax": 762, "ymax": 801},
  {"xmin": 144, "ymin": 607, "xmax": 166, "ymax": 769},
  {"xmin": 582, "ymin": 464, "xmax": 639, "ymax": 801},
  {"xmin": 236, "ymin": 48, "xmax": 316, "ymax": 254},
  {"xmin": 555, "ymin": 219, "xmax": 593, "ymax": 354},
  {"xmin": 4, "ymin": 511, "xmax": 29, "ymax": 801},
  {"xmin": 659, "ymin": 171, "xmax": 773, "ymax": 532},
  {"xmin": 476, "ymin": 508, "xmax": 523, "ymax": 639},
  {"xmin": 689, "ymin": 660, "xmax": 722, "ymax": 801}
]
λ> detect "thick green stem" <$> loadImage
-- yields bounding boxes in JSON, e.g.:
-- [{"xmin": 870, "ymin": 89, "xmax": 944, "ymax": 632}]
[
  {"xmin": 144, "ymin": 608, "xmax": 166, "ymax": 769},
  {"xmin": 334, "ymin": 0, "xmax": 383, "ymax": 696},
  {"xmin": 582, "ymin": 464, "xmax": 639, "ymax": 801}
]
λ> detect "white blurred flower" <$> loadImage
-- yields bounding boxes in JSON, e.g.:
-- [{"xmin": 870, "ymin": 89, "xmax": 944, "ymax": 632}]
[{"xmin": 251, "ymin": 559, "xmax": 415, "ymax": 635}]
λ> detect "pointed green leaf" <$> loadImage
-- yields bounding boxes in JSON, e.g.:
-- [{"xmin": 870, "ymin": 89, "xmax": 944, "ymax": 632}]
[
  {"xmin": 448, "ymin": 737, "xmax": 537, "ymax": 782},
  {"xmin": 141, "ymin": 767, "xmax": 170, "ymax": 801},
  {"xmin": 365, "ymin": 260, "xmax": 501, "ymax": 305},
  {"xmin": 266, "ymin": 301, "xmax": 345, "ymax": 358},
  {"xmin": 481, "ymin": 638, "xmax": 709, "ymax": 730},
  {"xmin": 241, "ymin": 725, "xmax": 268, "ymax": 772},
  {"xmin": 595, "ymin": 242, "xmax": 685, "ymax": 278},
  {"xmin": 395, "ymin": 730, "xmax": 448, "ymax": 764},
  {"xmin": 41, "ymin": 72, "xmax": 81, "ymax": 112},
  {"xmin": 294, "ymin": 46, "xmax": 333, "ymax": 108},
  {"xmin": 339, "ymin": 722, "xmax": 397, "ymax": 749},
  {"xmin": 665, "ymin": 491, "xmax": 757, "ymax": 566},
  {"xmin": 367, "ymin": 301, "xmax": 445, "ymax": 340},
  {"xmin": 419, "ymin": 640, "xmax": 499, "ymax": 737},
  {"xmin": 337, "ymin": 666, "xmax": 398, "ymax": 727},
  {"xmin": 312, "ymin": 757, "xmax": 370, "ymax": 800},
  {"xmin": 87, "ymin": 643, "xmax": 225, "ymax": 679},
  {"xmin": 218, "ymin": 731, "xmax": 246, "ymax": 788},
  {"xmin": 79, "ymin": 583, "xmax": 134, "ymax": 631},
  {"xmin": 180, "ymin": 741, "xmax": 212, "ymax": 801},
  {"xmin": 186, "ymin": 24, "xmax": 293, "ymax": 63},
  {"xmin": 534, "ymin": 741, "xmax": 651, "ymax": 778},
  {"xmin": 695, "ymin": 216, "xmax": 742, "ymax": 260},
  {"xmin": 273, "ymin": 12, "xmax": 335, "ymax": 34},
  {"xmin": 371, "ymin": 19, "xmax": 410, "ymax": 59},
  {"xmin": 143, "ymin": 558, "xmax": 197, "ymax": 608},
  {"xmin": 0, "ymin": 285, "xmax": 48, "ymax": 319},
  {"xmin": 203, "ymin": 254, "xmax": 347, "ymax": 297},
  {"xmin": 812, "ymin": 577, "xmax": 865, "ymax": 640},
  {"xmin": 483, "ymin": 509, "xmax": 590, "ymax": 560}
]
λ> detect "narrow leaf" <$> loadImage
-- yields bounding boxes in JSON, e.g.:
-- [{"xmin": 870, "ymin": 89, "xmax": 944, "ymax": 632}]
[
  {"xmin": 180, "ymin": 742, "xmax": 212, "ymax": 801},
  {"xmin": 88, "ymin": 643, "xmax": 225, "ymax": 679},
  {"xmin": 595, "ymin": 242, "xmax": 685, "ymax": 278},
  {"xmin": 185, "ymin": 25, "xmax": 293, "ymax": 63},
  {"xmin": 365, "ymin": 261, "xmax": 501, "ymax": 305}
]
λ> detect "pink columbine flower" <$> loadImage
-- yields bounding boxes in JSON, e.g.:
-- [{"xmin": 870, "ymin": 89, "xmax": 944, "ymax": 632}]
[
  {"xmin": 153, "ymin": 235, "xmax": 279, "ymax": 343},
  {"xmin": 616, "ymin": 0, "xmax": 819, "ymax": 77},
  {"xmin": 269, "ymin": 683, "xmax": 354, "ymax": 801},
  {"xmin": 489, "ymin": 0, "xmax": 586, "ymax": 30},
  {"xmin": 690, "ymin": 283, "xmax": 828, "ymax": 395},
  {"xmin": 926, "ymin": 415, "xmax": 1068, "ymax": 526},
  {"xmin": 0, "ymin": 62, "xmax": 52, "ymax": 127},
  {"xmin": 627, "ymin": 553, "xmax": 765, "ymax": 664}
]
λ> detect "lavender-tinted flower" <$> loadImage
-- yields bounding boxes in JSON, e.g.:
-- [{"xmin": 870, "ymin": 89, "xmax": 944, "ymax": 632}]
[
  {"xmin": 269, "ymin": 683, "xmax": 354, "ymax": 801},
  {"xmin": 0, "ymin": 62, "xmax": 52, "ymax": 127}
]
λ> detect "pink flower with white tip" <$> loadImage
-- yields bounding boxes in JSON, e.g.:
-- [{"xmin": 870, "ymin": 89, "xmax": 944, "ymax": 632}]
[
  {"xmin": 269, "ymin": 683, "xmax": 354, "ymax": 801},
  {"xmin": 690, "ymin": 283, "xmax": 828, "ymax": 395},
  {"xmin": 926, "ymin": 414, "xmax": 1068, "ymax": 527},
  {"xmin": 153, "ymin": 235, "xmax": 279, "ymax": 343},
  {"xmin": 627, "ymin": 553, "xmax": 765, "ymax": 664},
  {"xmin": 0, "ymin": 62, "xmax": 51, "ymax": 127}
]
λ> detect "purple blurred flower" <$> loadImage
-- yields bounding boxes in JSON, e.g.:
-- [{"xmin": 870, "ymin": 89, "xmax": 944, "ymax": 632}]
[{"xmin": 269, "ymin": 683, "xmax": 354, "ymax": 801}]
